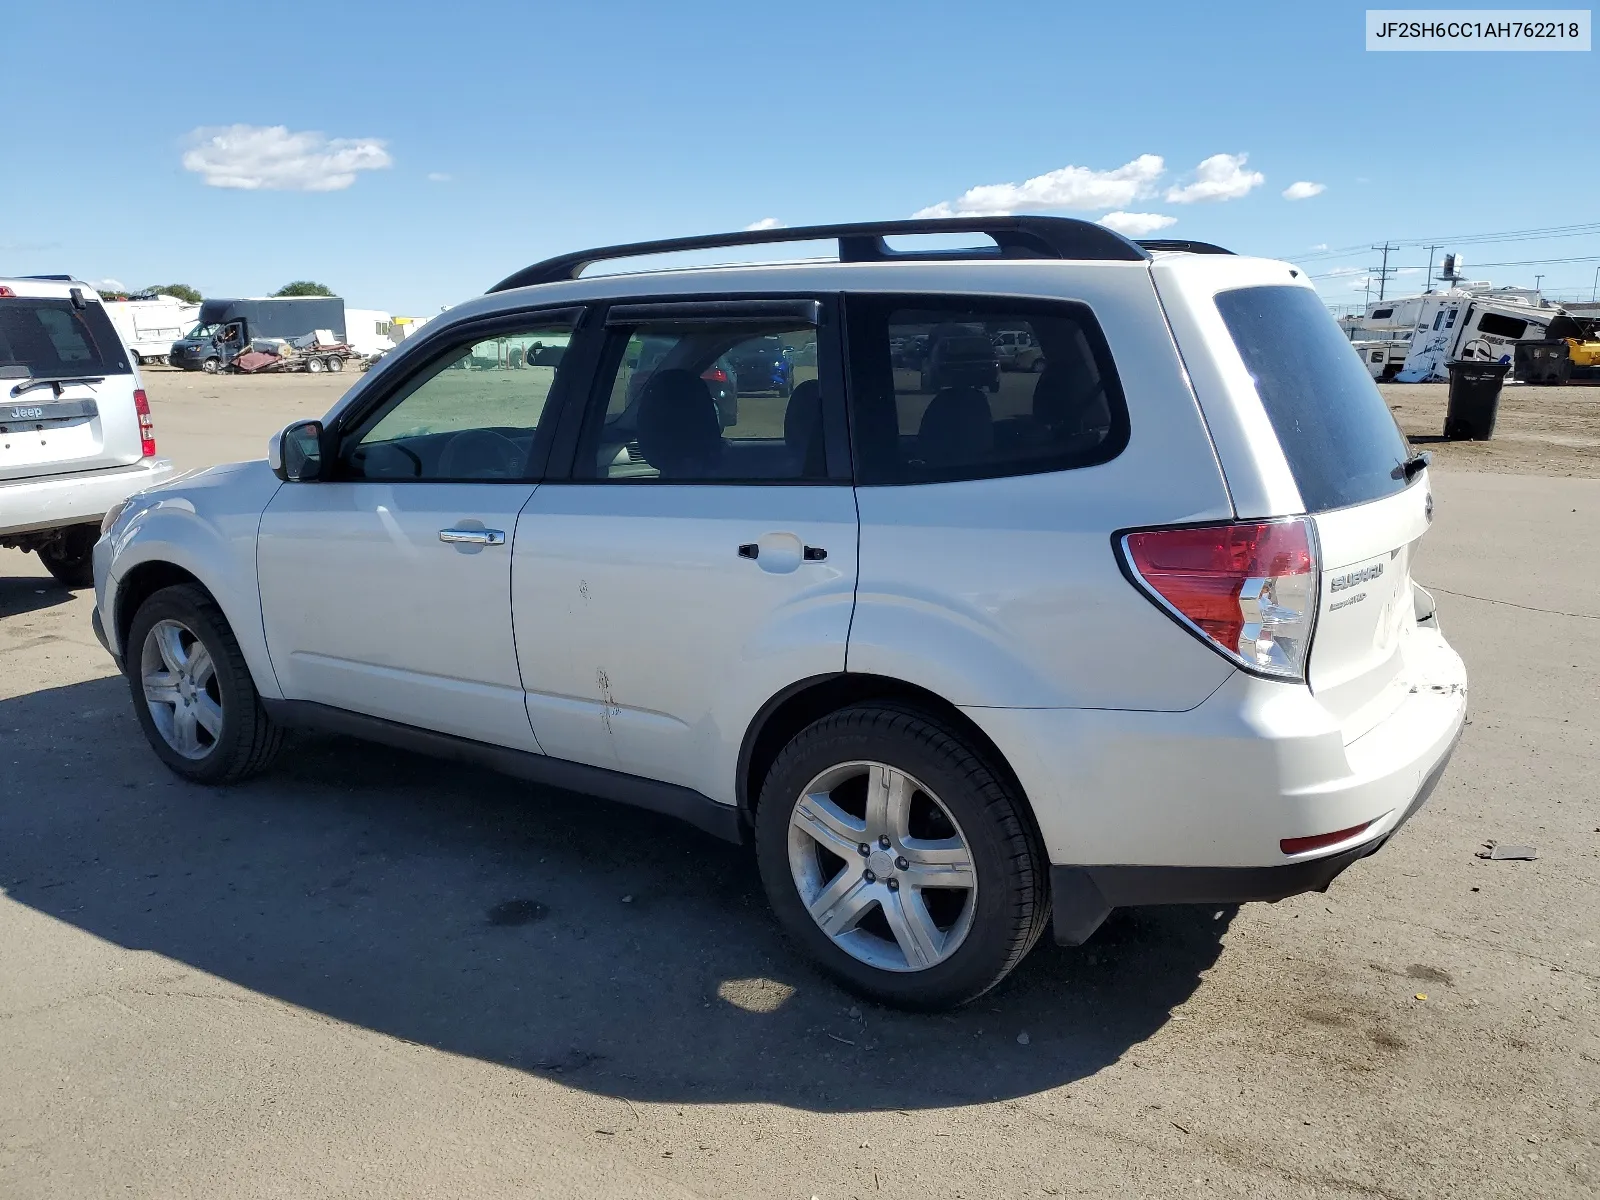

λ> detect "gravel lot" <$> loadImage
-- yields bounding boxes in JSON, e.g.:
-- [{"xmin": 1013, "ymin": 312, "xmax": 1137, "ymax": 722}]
[{"xmin": 1, "ymin": 369, "xmax": 1596, "ymax": 1198}]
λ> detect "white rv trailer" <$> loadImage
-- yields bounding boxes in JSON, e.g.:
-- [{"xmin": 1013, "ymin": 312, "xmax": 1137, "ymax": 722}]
[
  {"xmin": 343, "ymin": 308, "xmax": 397, "ymax": 357},
  {"xmin": 1392, "ymin": 289, "xmax": 1555, "ymax": 381},
  {"xmin": 102, "ymin": 294, "xmax": 201, "ymax": 364}
]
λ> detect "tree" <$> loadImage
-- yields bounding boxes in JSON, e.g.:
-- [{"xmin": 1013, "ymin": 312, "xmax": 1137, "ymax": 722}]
[
  {"xmin": 144, "ymin": 283, "xmax": 202, "ymax": 304},
  {"xmin": 272, "ymin": 281, "xmax": 334, "ymax": 297}
]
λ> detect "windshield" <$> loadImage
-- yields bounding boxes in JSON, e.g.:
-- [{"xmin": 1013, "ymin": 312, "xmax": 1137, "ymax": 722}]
[
  {"xmin": 186, "ymin": 323, "xmax": 220, "ymax": 339},
  {"xmin": 0, "ymin": 297, "xmax": 130, "ymax": 378},
  {"xmin": 1215, "ymin": 285, "xmax": 1411, "ymax": 512}
]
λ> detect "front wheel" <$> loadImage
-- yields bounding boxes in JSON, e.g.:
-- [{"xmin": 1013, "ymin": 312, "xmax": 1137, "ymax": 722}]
[
  {"xmin": 201, "ymin": 357, "xmax": 220, "ymax": 374},
  {"xmin": 37, "ymin": 523, "xmax": 98, "ymax": 588},
  {"xmin": 755, "ymin": 704, "xmax": 1049, "ymax": 1010},
  {"xmin": 325, "ymin": 355, "xmax": 344, "ymax": 373},
  {"xmin": 125, "ymin": 584, "xmax": 284, "ymax": 783},
  {"xmin": 305, "ymin": 356, "xmax": 325, "ymax": 374}
]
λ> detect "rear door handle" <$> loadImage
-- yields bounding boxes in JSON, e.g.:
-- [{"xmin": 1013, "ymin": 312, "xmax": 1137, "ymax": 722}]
[{"xmin": 440, "ymin": 528, "xmax": 506, "ymax": 546}]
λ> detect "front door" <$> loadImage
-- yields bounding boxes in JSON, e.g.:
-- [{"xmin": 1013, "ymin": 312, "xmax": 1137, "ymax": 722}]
[
  {"xmin": 258, "ymin": 314, "xmax": 581, "ymax": 751},
  {"xmin": 512, "ymin": 300, "xmax": 858, "ymax": 804}
]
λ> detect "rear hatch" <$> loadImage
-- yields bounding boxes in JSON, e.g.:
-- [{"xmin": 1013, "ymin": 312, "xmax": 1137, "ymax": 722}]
[
  {"xmin": 0, "ymin": 284, "xmax": 140, "ymax": 482},
  {"xmin": 1208, "ymin": 281, "xmax": 1430, "ymax": 739}
]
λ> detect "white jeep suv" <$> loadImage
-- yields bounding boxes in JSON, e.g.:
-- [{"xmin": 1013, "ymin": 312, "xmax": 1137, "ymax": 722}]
[
  {"xmin": 92, "ymin": 219, "xmax": 1466, "ymax": 1009},
  {"xmin": 2, "ymin": 277, "xmax": 173, "ymax": 585}
]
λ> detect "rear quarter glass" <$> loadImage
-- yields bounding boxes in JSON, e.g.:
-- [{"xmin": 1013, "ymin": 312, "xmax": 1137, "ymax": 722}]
[{"xmin": 1214, "ymin": 285, "xmax": 1409, "ymax": 513}]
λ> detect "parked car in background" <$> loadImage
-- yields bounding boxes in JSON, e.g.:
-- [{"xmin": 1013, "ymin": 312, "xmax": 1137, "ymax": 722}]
[
  {"xmin": 920, "ymin": 324, "xmax": 1000, "ymax": 392},
  {"xmin": 726, "ymin": 333, "xmax": 793, "ymax": 397},
  {"xmin": 1, "ymin": 277, "xmax": 172, "ymax": 585},
  {"xmin": 992, "ymin": 328, "xmax": 1044, "ymax": 372},
  {"xmin": 93, "ymin": 217, "xmax": 1464, "ymax": 1010}
]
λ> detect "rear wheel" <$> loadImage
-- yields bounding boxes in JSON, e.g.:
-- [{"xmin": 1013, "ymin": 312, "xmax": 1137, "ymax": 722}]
[
  {"xmin": 755, "ymin": 704, "xmax": 1048, "ymax": 1010},
  {"xmin": 125, "ymin": 584, "xmax": 284, "ymax": 784},
  {"xmin": 325, "ymin": 355, "xmax": 344, "ymax": 373},
  {"xmin": 36, "ymin": 523, "xmax": 98, "ymax": 588}
]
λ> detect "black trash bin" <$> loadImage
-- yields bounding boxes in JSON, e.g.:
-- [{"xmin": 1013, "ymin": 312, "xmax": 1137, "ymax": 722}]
[{"xmin": 1444, "ymin": 359, "xmax": 1510, "ymax": 440}]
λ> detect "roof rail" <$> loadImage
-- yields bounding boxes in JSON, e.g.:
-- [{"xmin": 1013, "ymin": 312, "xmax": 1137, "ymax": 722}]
[
  {"xmin": 1136, "ymin": 239, "xmax": 1234, "ymax": 255},
  {"xmin": 489, "ymin": 216, "xmax": 1150, "ymax": 293},
  {"xmin": 17, "ymin": 274, "xmax": 76, "ymax": 281}
]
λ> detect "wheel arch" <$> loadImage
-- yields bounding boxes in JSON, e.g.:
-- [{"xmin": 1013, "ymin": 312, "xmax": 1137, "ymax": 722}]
[
  {"xmin": 737, "ymin": 673, "xmax": 1042, "ymax": 845},
  {"xmin": 114, "ymin": 560, "xmax": 209, "ymax": 651}
]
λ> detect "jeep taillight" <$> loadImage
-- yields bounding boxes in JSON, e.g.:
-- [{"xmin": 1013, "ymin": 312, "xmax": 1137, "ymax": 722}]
[
  {"xmin": 1120, "ymin": 518, "xmax": 1319, "ymax": 680},
  {"xmin": 134, "ymin": 388, "xmax": 156, "ymax": 458}
]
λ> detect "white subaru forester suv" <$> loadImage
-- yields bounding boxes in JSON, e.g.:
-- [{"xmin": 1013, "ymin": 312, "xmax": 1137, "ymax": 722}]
[{"xmin": 93, "ymin": 219, "xmax": 1466, "ymax": 1009}]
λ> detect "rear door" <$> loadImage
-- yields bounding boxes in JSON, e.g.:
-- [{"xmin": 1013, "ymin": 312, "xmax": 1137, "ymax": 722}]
[
  {"xmin": 0, "ymin": 287, "xmax": 139, "ymax": 482},
  {"xmin": 511, "ymin": 298, "xmax": 857, "ymax": 804},
  {"xmin": 1207, "ymin": 282, "xmax": 1428, "ymax": 737}
]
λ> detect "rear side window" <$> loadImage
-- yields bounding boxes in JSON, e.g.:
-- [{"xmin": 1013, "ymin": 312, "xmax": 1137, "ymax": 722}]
[
  {"xmin": 845, "ymin": 296, "xmax": 1128, "ymax": 485},
  {"xmin": 0, "ymin": 297, "xmax": 130, "ymax": 378},
  {"xmin": 1215, "ymin": 285, "xmax": 1411, "ymax": 512}
]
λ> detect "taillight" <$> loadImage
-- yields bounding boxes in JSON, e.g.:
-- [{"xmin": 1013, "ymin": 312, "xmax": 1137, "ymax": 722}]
[
  {"xmin": 134, "ymin": 388, "xmax": 156, "ymax": 458},
  {"xmin": 1120, "ymin": 518, "xmax": 1319, "ymax": 680},
  {"xmin": 701, "ymin": 367, "xmax": 729, "ymax": 384}
]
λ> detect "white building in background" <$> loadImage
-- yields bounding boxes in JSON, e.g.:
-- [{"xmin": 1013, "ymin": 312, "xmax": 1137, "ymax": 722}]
[{"xmin": 103, "ymin": 294, "xmax": 200, "ymax": 364}]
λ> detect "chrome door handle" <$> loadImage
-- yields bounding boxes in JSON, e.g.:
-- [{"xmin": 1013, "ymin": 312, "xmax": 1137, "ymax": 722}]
[{"xmin": 439, "ymin": 528, "xmax": 505, "ymax": 546}]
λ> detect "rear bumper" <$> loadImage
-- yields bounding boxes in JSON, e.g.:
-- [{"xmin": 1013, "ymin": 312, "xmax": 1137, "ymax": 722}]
[
  {"xmin": 959, "ymin": 625, "xmax": 1468, "ymax": 944},
  {"xmin": 1048, "ymin": 723, "xmax": 1461, "ymax": 943},
  {"xmin": 0, "ymin": 458, "xmax": 175, "ymax": 538}
]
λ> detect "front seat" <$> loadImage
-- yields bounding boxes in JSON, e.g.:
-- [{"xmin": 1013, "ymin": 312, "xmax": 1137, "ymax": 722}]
[
  {"xmin": 635, "ymin": 368, "xmax": 724, "ymax": 479},
  {"xmin": 916, "ymin": 386, "xmax": 993, "ymax": 469},
  {"xmin": 1033, "ymin": 361, "xmax": 1111, "ymax": 444}
]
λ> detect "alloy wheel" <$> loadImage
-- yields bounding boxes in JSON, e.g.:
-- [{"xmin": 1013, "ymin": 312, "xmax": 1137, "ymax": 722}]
[
  {"xmin": 787, "ymin": 760, "xmax": 978, "ymax": 972},
  {"xmin": 139, "ymin": 619, "xmax": 223, "ymax": 759}
]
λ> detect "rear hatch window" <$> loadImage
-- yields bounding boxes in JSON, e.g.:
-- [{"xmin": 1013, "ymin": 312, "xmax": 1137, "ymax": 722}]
[
  {"xmin": 1214, "ymin": 285, "xmax": 1410, "ymax": 513},
  {"xmin": 0, "ymin": 296, "xmax": 132, "ymax": 380}
]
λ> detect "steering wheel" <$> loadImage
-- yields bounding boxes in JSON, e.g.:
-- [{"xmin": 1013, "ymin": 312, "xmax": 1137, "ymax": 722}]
[{"xmin": 437, "ymin": 429, "xmax": 524, "ymax": 479}]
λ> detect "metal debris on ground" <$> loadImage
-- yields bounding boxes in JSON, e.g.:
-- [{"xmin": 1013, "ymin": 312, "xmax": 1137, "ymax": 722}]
[{"xmin": 1476, "ymin": 842, "xmax": 1538, "ymax": 860}]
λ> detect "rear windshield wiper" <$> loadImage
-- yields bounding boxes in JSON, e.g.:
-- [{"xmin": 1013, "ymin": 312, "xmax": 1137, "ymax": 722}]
[
  {"xmin": 9, "ymin": 375, "xmax": 106, "ymax": 397},
  {"xmin": 1394, "ymin": 450, "xmax": 1432, "ymax": 482}
]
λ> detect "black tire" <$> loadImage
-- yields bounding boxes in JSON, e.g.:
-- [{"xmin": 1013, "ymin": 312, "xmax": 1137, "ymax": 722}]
[
  {"xmin": 37, "ymin": 523, "xmax": 98, "ymax": 588},
  {"xmin": 124, "ymin": 583, "xmax": 285, "ymax": 784},
  {"xmin": 755, "ymin": 704, "xmax": 1049, "ymax": 1010},
  {"xmin": 201, "ymin": 357, "xmax": 220, "ymax": 374},
  {"xmin": 325, "ymin": 355, "xmax": 344, "ymax": 373},
  {"xmin": 306, "ymin": 356, "xmax": 325, "ymax": 374}
]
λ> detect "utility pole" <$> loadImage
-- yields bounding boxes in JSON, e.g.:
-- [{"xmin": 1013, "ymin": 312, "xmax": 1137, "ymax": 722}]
[
  {"xmin": 1534, "ymin": 273, "xmax": 1544, "ymax": 295},
  {"xmin": 1423, "ymin": 244, "xmax": 1442, "ymax": 295},
  {"xmin": 1370, "ymin": 243, "xmax": 1397, "ymax": 302}
]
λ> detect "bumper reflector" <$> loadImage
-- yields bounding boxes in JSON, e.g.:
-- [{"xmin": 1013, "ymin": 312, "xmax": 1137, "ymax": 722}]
[{"xmin": 1280, "ymin": 820, "xmax": 1377, "ymax": 857}]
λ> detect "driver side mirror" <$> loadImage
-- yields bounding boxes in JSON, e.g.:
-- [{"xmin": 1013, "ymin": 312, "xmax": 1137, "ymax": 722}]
[{"xmin": 268, "ymin": 419, "xmax": 327, "ymax": 482}]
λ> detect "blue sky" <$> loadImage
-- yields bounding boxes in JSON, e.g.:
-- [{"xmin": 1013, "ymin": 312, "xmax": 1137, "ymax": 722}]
[{"xmin": 4, "ymin": 0, "xmax": 1596, "ymax": 314}]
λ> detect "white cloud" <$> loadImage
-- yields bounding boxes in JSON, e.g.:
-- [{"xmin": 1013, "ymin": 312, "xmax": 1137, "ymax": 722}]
[
  {"xmin": 744, "ymin": 217, "xmax": 784, "ymax": 231},
  {"xmin": 1097, "ymin": 211, "xmax": 1177, "ymax": 237},
  {"xmin": 1283, "ymin": 180, "xmax": 1326, "ymax": 201},
  {"xmin": 1310, "ymin": 242, "xmax": 1330, "ymax": 251},
  {"xmin": 1165, "ymin": 153, "xmax": 1265, "ymax": 204},
  {"xmin": 913, "ymin": 154, "xmax": 1165, "ymax": 218},
  {"xmin": 90, "ymin": 278, "xmax": 126, "ymax": 292},
  {"xmin": 427, "ymin": 171, "xmax": 450, "ymax": 183},
  {"xmin": 182, "ymin": 124, "xmax": 392, "ymax": 191}
]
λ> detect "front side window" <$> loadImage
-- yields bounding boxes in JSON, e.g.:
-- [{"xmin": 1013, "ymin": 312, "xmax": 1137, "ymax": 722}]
[
  {"xmin": 581, "ymin": 319, "xmax": 826, "ymax": 482},
  {"xmin": 846, "ymin": 296, "xmax": 1128, "ymax": 485},
  {"xmin": 342, "ymin": 320, "xmax": 575, "ymax": 481}
]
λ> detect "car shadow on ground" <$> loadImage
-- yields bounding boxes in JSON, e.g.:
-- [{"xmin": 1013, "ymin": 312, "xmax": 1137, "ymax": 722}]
[
  {"xmin": 0, "ymin": 573, "xmax": 75, "ymax": 619},
  {"xmin": 0, "ymin": 677, "xmax": 1234, "ymax": 1113}
]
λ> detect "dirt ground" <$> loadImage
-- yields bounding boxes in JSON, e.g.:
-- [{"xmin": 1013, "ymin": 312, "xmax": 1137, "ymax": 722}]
[
  {"xmin": 2, "ymin": 368, "xmax": 1596, "ymax": 1199},
  {"xmin": 1382, "ymin": 382, "xmax": 1600, "ymax": 478}
]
